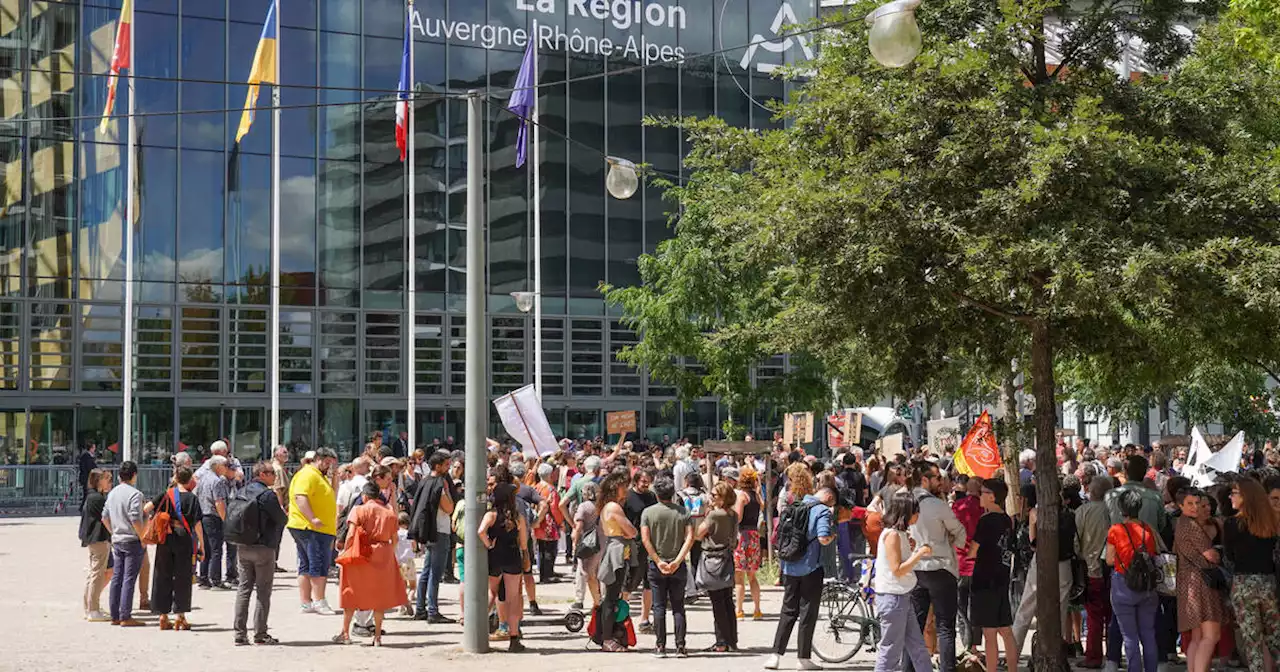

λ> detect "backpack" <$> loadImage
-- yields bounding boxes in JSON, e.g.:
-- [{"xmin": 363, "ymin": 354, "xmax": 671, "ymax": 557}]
[
  {"xmin": 1119, "ymin": 523, "xmax": 1158, "ymax": 593},
  {"xmin": 777, "ymin": 500, "xmax": 817, "ymax": 562},
  {"xmin": 224, "ymin": 483, "xmax": 261, "ymax": 546},
  {"xmin": 336, "ymin": 494, "xmax": 363, "ymax": 547}
]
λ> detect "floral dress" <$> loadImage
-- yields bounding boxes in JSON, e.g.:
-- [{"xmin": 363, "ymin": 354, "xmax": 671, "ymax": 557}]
[{"xmin": 1174, "ymin": 516, "xmax": 1225, "ymax": 632}]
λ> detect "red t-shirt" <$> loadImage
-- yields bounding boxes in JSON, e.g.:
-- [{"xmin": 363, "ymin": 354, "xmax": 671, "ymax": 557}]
[
  {"xmin": 952, "ymin": 495, "xmax": 982, "ymax": 577},
  {"xmin": 1107, "ymin": 521, "xmax": 1156, "ymax": 574}
]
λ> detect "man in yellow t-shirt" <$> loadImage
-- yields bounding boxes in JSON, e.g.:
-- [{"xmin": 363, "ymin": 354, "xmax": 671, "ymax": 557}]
[{"xmin": 286, "ymin": 447, "xmax": 339, "ymax": 614}]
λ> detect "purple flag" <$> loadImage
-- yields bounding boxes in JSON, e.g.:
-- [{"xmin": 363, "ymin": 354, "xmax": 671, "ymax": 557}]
[{"xmin": 507, "ymin": 36, "xmax": 536, "ymax": 168}]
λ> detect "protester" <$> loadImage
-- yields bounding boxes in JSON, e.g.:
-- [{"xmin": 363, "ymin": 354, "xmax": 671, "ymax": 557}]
[
  {"xmin": 1173, "ymin": 487, "xmax": 1224, "ymax": 672},
  {"xmin": 1076, "ymin": 474, "xmax": 1115, "ymax": 669},
  {"xmin": 572, "ymin": 481, "xmax": 603, "ymax": 609},
  {"xmin": 479, "ymin": 482, "xmax": 529, "ymax": 652},
  {"xmin": 194, "ymin": 455, "xmax": 232, "ymax": 589},
  {"xmin": 697, "ymin": 481, "xmax": 740, "ymax": 652},
  {"xmin": 1224, "ymin": 477, "xmax": 1280, "ymax": 672},
  {"xmin": 967, "ymin": 479, "xmax": 1017, "ymax": 672},
  {"xmin": 233, "ymin": 460, "xmax": 287, "ymax": 646},
  {"xmin": 145, "ymin": 466, "xmax": 204, "ymax": 631},
  {"xmin": 624, "ymin": 468, "xmax": 658, "ymax": 631},
  {"xmin": 1106, "ymin": 487, "xmax": 1160, "ymax": 672},
  {"xmin": 533, "ymin": 462, "xmax": 563, "ymax": 585},
  {"xmin": 597, "ymin": 469, "xmax": 638, "ymax": 652},
  {"xmin": 332, "ymin": 481, "xmax": 406, "ymax": 647},
  {"xmin": 951, "ymin": 474, "xmax": 983, "ymax": 654},
  {"xmin": 904, "ymin": 459, "xmax": 967, "ymax": 672},
  {"xmin": 732, "ymin": 467, "xmax": 764, "ymax": 620},
  {"xmin": 78, "ymin": 442, "xmax": 98, "ymax": 509},
  {"xmin": 678, "ymin": 472, "xmax": 709, "ymax": 599},
  {"xmin": 640, "ymin": 475, "xmax": 695, "ymax": 657},
  {"xmin": 287, "ymin": 446, "xmax": 339, "ymax": 615},
  {"xmin": 270, "ymin": 445, "xmax": 291, "ymax": 573},
  {"xmin": 1011, "ymin": 482, "xmax": 1078, "ymax": 654},
  {"xmin": 103, "ymin": 460, "xmax": 146, "ymax": 627},
  {"xmin": 764, "ymin": 463, "xmax": 833, "ymax": 671},
  {"xmin": 872, "ymin": 492, "xmax": 934, "ymax": 672},
  {"xmin": 79, "ymin": 468, "xmax": 113, "ymax": 622},
  {"xmin": 409, "ymin": 450, "xmax": 455, "ymax": 623}
]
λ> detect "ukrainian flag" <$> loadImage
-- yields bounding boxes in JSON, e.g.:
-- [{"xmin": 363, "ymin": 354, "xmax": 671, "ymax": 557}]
[{"xmin": 235, "ymin": 0, "xmax": 278, "ymax": 144}]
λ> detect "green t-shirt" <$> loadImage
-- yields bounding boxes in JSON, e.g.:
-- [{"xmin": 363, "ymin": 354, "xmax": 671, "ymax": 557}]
[{"xmin": 640, "ymin": 501, "xmax": 692, "ymax": 563}]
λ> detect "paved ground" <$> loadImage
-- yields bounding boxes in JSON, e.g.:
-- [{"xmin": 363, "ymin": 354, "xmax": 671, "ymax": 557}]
[{"xmin": 0, "ymin": 517, "xmax": 1181, "ymax": 671}]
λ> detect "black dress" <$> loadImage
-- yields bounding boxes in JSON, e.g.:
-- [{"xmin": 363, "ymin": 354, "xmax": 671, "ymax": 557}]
[
  {"xmin": 970, "ymin": 511, "xmax": 1014, "ymax": 628},
  {"xmin": 150, "ymin": 486, "xmax": 204, "ymax": 615}
]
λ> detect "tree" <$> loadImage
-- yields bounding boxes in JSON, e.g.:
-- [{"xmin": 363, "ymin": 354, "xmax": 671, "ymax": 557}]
[{"xmin": 642, "ymin": 1, "xmax": 1280, "ymax": 667}]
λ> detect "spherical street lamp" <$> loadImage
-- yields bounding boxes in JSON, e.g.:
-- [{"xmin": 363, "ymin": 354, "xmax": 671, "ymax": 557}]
[
  {"xmin": 605, "ymin": 157, "xmax": 639, "ymax": 200},
  {"xmin": 866, "ymin": 0, "xmax": 923, "ymax": 68},
  {"xmin": 510, "ymin": 291, "xmax": 536, "ymax": 313}
]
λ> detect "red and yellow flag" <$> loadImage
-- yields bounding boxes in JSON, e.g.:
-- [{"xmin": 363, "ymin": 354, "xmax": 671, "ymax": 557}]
[
  {"xmin": 953, "ymin": 410, "xmax": 1002, "ymax": 479},
  {"xmin": 99, "ymin": 0, "xmax": 134, "ymax": 134}
]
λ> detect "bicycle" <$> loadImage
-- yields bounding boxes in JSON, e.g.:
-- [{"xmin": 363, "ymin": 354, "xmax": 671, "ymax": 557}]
[{"xmin": 812, "ymin": 553, "xmax": 880, "ymax": 664}]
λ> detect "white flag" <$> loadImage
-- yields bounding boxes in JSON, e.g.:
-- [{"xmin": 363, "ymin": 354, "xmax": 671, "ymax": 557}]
[
  {"xmin": 1200, "ymin": 431, "xmax": 1246, "ymax": 477},
  {"xmin": 493, "ymin": 384, "xmax": 557, "ymax": 459},
  {"xmin": 1183, "ymin": 426, "xmax": 1212, "ymax": 478}
]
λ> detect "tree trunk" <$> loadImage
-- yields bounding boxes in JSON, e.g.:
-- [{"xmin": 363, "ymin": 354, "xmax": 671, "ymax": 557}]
[
  {"xmin": 1030, "ymin": 319, "xmax": 1066, "ymax": 671},
  {"xmin": 1001, "ymin": 371, "xmax": 1022, "ymax": 515}
]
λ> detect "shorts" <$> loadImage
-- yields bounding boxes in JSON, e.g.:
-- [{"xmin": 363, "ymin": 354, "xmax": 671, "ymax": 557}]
[
  {"xmin": 735, "ymin": 529, "xmax": 762, "ymax": 572},
  {"xmin": 290, "ymin": 528, "xmax": 336, "ymax": 578},
  {"xmin": 455, "ymin": 548, "xmax": 465, "ymax": 582},
  {"xmin": 969, "ymin": 582, "xmax": 1014, "ymax": 628}
]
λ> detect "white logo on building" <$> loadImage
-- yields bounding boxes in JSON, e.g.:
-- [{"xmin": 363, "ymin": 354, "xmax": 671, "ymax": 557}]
[{"xmin": 738, "ymin": 2, "xmax": 815, "ymax": 74}]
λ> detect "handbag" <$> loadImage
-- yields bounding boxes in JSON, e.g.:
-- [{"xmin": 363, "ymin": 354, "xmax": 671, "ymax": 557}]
[
  {"xmin": 335, "ymin": 521, "xmax": 372, "ymax": 567},
  {"xmin": 1201, "ymin": 565, "xmax": 1230, "ymax": 592},
  {"xmin": 1155, "ymin": 552, "xmax": 1177, "ymax": 596},
  {"xmin": 141, "ymin": 490, "xmax": 174, "ymax": 546},
  {"xmin": 696, "ymin": 545, "xmax": 735, "ymax": 592},
  {"xmin": 576, "ymin": 520, "xmax": 601, "ymax": 559}
]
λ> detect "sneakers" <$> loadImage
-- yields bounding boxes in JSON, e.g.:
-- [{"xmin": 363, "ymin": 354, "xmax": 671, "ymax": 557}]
[
  {"xmin": 235, "ymin": 635, "xmax": 251, "ymax": 646},
  {"xmin": 737, "ymin": 610, "xmax": 746, "ymax": 619},
  {"xmin": 118, "ymin": 619, "xmax": 145, "ymax": 627},
  {"xmin": 311, "ymin": 600, "xmax": 338, "ymax": 615},
  {"xmin": 427, "ymin": 613, "xmax": 456, "ymax": 624},
  {"xmin": 509, "ymin": 636, "xmax": 526, "ymax": 653},
  {"xmin": 254, "ymin": 634, "xmax": 280, "ymax": 645},
  {"xmin": 763, "ymin": 654, "xmax": 781, "ymax": 670},
  {"xmin": 653, "ymin": 647, "xmax": 668, "ymax": 659},
  {"xmin": 530, "ymin": 601, "xmax": 543, "ymax": 617},
  {"xmin": 797, "ymin": 659, "xmax": 822, "ymax": 671},
  {"xmin": 639, "ymin": 621, "xmax": 653, "ymax": 634},
  {"xmin": 300, "ymin": 602, "xmax": 317, "ymax": 614},
  {"xmin": 86, "ymin": 610, "xmax": 112, "ymax": 622},
  {"xmin": 352, "ymin": 624, "xmax": 373, "ymax": 637},
  {"xmin": 676, "ymin": 647, "xmax": 689, "ymax": 658}
]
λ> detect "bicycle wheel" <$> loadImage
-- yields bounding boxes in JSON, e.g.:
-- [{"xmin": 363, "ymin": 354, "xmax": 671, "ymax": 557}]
[{"xmin": 812, "ymin": 584, "xmax": 874, "ymax": 663}]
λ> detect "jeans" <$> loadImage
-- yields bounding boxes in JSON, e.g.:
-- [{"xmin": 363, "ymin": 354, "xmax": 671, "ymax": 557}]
[
  {"xmin": 648, "ymin": 561, "xmax": 688, "ymax": 650},
  {"xmin": 199, "ymin": 515, "xmax": 225, "ymax": 584},
  {"xmin": 225, "ymin": 536, "xmax": 239, "ymax": 582},
  {"xmin": 1084, "ymin": 575, "xmax": 1112, "ymax": 665},
  {"xmin": 234, "ymin": 545, "xmax": 275, "ymax": 639},
  {"xmin": 907, "ymin": 569, "xmax": 959, "ymax": 672},
  {"xmin": 416, "ymin": 534, "xmax": 450, "ymax": 616},
  {"xmin": 537, "ymin": 539, "xmax": 558, "ymax": 583},
  {"xmin": 876, "ymin": 592, "xmax": 934, "ymax": 672},
  {"xmin": 1110, "ymin": 571, "xmax": 1158, "ymax": 672},
  {"xmin": 108, "ymin": 539, "xmax": 144, "ymax": 621},
  {"xmin": 84, "ymin": 541, "xmax": 111, "ymax": 614},
  {"xmin": 1156, "ymin": 594, "xmax": 1177, "ymax": 660},
  {"xmin": 708, "ymin": 586, "xmax": 738, "ymax": 647},
  {"xmin": 772, "ymin": 568, "xmax": 824, "ymax": 659}
]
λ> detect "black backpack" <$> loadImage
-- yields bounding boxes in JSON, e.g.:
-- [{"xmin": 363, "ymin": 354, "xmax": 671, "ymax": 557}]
[
  {"xmin": 1120, "ymin": 523, "xmax": 1158, "ymax": 593},
  {"xmin": 224, "ymin": 484, "xmax": 261, "ymax": 546},
  {"xmin": 777, "ymin": 500, "xmax": 817, "ymax": 562}
]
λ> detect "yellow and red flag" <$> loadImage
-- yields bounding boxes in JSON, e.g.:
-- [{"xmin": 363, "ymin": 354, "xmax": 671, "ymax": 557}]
[
  {"xmin": 953, "ymin": 410, "xmax": 1001, "ymax": 479},
  {"xmin": 98, "ymin": 0, "xmax": 134, "ymax": 134}
]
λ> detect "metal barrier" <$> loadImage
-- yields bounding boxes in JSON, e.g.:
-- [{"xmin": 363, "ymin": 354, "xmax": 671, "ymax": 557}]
[{"xmin": 0, "ymin": 465, "xmax": 179, "ymax": 515}]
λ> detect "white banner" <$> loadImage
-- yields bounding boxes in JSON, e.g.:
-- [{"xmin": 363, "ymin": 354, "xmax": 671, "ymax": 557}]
[{"xmin": 493, "ymin": 384, "xmax": 558, "ymax": 459}]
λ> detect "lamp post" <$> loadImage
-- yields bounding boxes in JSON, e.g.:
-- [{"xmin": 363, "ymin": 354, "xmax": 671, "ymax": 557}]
[
  {"xmin": 510, "ymin": 290, "xmax": 540, "ymax": 401},
  {"xmin": 866, "ymin": 0, "xmax": 923, "ymax": 68}
]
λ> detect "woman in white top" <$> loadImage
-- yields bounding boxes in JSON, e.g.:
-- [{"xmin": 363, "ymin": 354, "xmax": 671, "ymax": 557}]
[{"xmin": 873, "ymin": 491, "xmax": 933, "ymax": 672}]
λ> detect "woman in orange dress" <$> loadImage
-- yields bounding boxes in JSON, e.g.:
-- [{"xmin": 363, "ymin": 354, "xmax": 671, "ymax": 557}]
[{"xmin": 333, "ymin": 481, "xmax": 405, "ymax": 646}]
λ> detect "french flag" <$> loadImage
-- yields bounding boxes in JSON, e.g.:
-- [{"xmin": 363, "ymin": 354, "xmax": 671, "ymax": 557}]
[{"xmin": 395, "ymin": 15, "xmax": 411, "ymax": 162}]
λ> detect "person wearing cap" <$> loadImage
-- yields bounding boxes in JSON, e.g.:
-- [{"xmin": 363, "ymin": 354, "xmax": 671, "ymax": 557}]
[{"xmin": 287, "ymin": 446, "xmax": 340, "ymax": 615}]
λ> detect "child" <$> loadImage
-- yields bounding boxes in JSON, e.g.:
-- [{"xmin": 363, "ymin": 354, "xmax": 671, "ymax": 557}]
[
  {"xmin": 453, "ymin": 496, "xmax": 467, "ymax": 624},
  {"xmin": 967, "ymin": 478, "xmax": 1017, "ymax": 672},
  {"xmin": 396, "ymin": 511, "xmax": 416, "ymax": 617}
]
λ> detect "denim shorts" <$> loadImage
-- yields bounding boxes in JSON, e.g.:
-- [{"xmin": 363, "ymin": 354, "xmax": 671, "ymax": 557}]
[{"xmin": 290, "ymin": 528, "xmax": 335, "ymax": 577}]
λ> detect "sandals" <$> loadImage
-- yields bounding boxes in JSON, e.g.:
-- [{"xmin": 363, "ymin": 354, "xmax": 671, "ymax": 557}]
[
  {"xmin": 174, "ymin": 616, "xmax": 191, "ymax": 631},
  {"xmin": 158, "ymin": 615, "xmax": 173, "ymax": 631},
  {"xmin": 362, "ymin": 639, "xmax": 383, "ymax": 647},
  {"xmin": 331, "ymin": 633, "xmax": 352, "ymax": 645}
]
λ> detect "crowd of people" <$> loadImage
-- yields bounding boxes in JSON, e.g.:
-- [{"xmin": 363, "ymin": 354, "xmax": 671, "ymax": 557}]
[{"xmin": 74, "ymin": 427, "xmax": 1280, "ymax": 671}]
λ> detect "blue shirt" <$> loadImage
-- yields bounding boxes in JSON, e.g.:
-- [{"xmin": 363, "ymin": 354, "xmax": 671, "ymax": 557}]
[{"xmin": 780, "ymin": 495, "xmax": 832, "ymax": 577}]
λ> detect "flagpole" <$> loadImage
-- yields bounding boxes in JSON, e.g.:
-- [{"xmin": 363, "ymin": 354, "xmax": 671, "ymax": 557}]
[
  {"xmin": 531, "ymin": 22, "xmax": 542, "ymax": 402},
  {"xmin": 122, "ymin": 7, "xmax": 137, "ymax": 463},
  {"xmin": 269, "ymin": 0, "xmax": 282, "ymax": 454},
  {"xmin": 406, "ymin": 0, "xmax": 417, "ymax": 454}
]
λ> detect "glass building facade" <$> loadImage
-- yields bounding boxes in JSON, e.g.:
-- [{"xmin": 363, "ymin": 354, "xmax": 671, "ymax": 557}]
[{"xmin": 0, "ymin": 0, "xmax": 817, "ymax": 465}]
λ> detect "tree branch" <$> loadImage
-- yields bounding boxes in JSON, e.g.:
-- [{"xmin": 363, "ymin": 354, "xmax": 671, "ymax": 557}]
[
  {"xmin": 947, "ymin": 289, "xmax": 1035, "ymax": 324},
  {"xmin": 1250, "ymin": 359, "xmax": 1280, "ymax": 385}
]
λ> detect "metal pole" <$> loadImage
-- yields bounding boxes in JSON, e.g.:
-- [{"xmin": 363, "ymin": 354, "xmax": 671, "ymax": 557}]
[
  {"xmin": 462, "ymin": 89, "xmax": 490, "ymax": 654},
  {"xmin": 531, "ymin": 24, "xmax": 542, "ymax": 402},
  {"xmin": 122, "ymin": 8, "xmax": 136, "ymax": 463},
  {"xmin": 269, "ymin": 2, "xmax": 282, "ymax": 453},
  {"xmin": 406, "ymin": 0, "xmax": 417, "ymax": 453}
]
